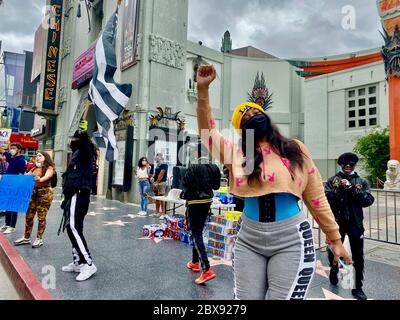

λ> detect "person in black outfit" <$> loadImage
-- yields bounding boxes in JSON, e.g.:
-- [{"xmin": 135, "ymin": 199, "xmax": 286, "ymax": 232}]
[
  {"xmin": 325, "ymin": 152, "xmax": 375, "ymax": 300},
  {"xmin": 60, "ymin": 126, "xmax": 98, "ymax": 282},
  {"xmin": 181, "ymin": 146, "xmax": 221, "ymax": 285}
]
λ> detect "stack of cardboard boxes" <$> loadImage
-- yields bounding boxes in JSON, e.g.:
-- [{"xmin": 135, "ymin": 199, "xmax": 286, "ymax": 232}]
[{"xmin": 204, "ymin": 211, "xmax": 242, "ymax": 261}]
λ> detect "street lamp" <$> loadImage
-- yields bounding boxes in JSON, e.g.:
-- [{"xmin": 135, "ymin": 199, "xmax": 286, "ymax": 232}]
[{"xmin": 77, "ymin": 0, "xmax": 95, "ymax": 32}]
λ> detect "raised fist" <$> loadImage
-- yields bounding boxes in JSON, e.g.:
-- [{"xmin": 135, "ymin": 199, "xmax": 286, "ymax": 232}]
[{"xmin": 197, "ymin": 65, "xmax": 217, "ymax": 89}]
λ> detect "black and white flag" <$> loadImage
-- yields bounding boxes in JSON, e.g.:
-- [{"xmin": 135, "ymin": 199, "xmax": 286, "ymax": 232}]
[{"xmin": 89, "ymin": 8, "xmax": 132, "ymax": 162}]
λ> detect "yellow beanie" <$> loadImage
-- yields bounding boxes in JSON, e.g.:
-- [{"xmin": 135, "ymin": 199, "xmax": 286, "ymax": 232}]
[{"xmin": 231, "ymin": 102, "xmax": 266, "ymax": 130}]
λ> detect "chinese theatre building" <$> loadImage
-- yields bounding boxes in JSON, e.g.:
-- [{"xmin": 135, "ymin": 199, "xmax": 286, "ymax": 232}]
[{"xmin": 45, "ymin": 0, "xmax": 392, "ymax": 205}]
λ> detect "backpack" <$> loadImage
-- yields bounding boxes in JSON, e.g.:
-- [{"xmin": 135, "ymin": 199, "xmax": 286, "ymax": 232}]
[{"xmin": 51, "ymin": 171, "xmax": 58, "ymax": 188}]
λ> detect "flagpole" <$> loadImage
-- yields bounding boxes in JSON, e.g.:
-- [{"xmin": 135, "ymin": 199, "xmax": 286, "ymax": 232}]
[{"xmin": 82, "ymin": 99, "xmax": 92, "ymax": 120}]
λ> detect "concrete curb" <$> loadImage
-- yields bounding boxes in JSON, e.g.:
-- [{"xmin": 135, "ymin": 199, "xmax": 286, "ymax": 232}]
[{"xmin": 0, "ymin": 233, "xmax": 53, "ymax": 300}]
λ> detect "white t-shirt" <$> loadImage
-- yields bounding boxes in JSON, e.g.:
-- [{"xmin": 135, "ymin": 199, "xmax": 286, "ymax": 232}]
[{"xmin": 137, "ymin": 167, "xmax": 149, "ymax": 179}]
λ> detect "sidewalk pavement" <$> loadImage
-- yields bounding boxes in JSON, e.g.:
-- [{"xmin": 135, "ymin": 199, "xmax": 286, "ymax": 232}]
[
  {"xmin": 0, "ymin": 189, "xmax": 399, "ymax": 300},
  {"xmin": 0, "ymin": 262, "xmax": 20, "ymax": 300}
]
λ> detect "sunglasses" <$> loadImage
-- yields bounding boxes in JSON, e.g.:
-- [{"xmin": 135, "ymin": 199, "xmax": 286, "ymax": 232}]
[{"xmin": 343, "ymin": 162, "xmax": 356, "ymax": 167}]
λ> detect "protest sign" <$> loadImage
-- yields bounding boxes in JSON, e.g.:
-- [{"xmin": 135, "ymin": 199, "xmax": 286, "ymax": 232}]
[
  {"xmin": 0, "ymin": 175, "xmax": 35, "ymax": 212},
  {"xmin": 0, "ymin": 128, "xmax": 12, "ymax": 148}
]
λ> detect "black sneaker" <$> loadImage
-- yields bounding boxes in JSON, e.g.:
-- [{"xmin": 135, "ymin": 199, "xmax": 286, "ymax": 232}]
[
  {"xmin": 352, "ymin": 288, "xmax": 367, "ymax": 300},
  {"xmin": 329, "ymin": 268, "xmax": 339, "ymax": 285}
]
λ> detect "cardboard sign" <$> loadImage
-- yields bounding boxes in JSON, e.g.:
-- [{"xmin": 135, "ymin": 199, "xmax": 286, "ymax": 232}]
[
  {"xmin": 0, "ymin": 128, "xmax": 12, "ymax": 148},
  {"xmin": 0, "ymin": 175, "xmax": 35, "ymax": 212}
]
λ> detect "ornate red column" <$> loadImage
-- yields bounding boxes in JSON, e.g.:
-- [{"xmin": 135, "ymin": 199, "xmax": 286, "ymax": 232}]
[{"xmin": 378, "ymin": 0, "xmax": 400, "ymax": 160}]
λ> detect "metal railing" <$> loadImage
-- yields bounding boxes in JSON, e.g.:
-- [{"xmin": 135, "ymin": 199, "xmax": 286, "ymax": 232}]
[
  {"xmin": 301, "ymin": 188, "xmax": 400, "ymax": 249},
  {"xmin": 365, "ymin": 189, "xmax": 400, "ymax": 245},
  {"xmin": 300, "ymin": 202, "xmax": 325, "ymax": 249}
]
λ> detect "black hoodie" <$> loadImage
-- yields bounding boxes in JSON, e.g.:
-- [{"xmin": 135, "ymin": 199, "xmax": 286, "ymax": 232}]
[{"xmin": 325, "ymin": 171, "xmax": 375, "ymax": 228}]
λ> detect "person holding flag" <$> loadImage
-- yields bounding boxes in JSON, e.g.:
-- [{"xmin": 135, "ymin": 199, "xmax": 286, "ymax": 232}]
[
  {"xmin": 60, "ymin": 120, "xmax": 98, "ymax": 281},
  {"xmin": 89, "ymin": 0, "xmax": 132, "ymax": 162},
  {"xmin": 59, "ymin": 0, "xmax": 132, "ymax": 281}
]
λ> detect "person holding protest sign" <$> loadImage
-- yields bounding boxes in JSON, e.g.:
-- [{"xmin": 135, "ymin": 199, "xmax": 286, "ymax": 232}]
[
  {"xmin": 14, "ymin": 151, "xmax": 55, "ymax": 248},
  {"xmin": 60, "ymin": 122, "xmax": 98, "ymax": 281},
  {"xmin": 0, "ymin": 143, "xmax": 27, "ymax": 234},
  {"xmin": 195, "ymin": 64, "xmax": 351, "ymax": 300}
]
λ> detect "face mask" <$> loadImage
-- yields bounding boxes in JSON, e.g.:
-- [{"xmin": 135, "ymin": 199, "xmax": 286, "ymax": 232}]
[
  {"xmin": 9, "ymin": 149, "xmax": 17, "ymax": 156},
  {"xmin": 242, "ymin": 114, "xmax": 268, "ymax": 136},
  {"xmin": 70, "ymin": 140, "xmax": 79, "ymax": 152},
  {"xmin": 36, "ymin": 162, "xmax": 42, "ymax": 168}
]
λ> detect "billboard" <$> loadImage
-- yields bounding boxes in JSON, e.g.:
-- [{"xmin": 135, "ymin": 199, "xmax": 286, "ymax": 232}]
[
  {"xmin": 121, "ymin": 0, "xmax": 140, "ymax": 71},
  {"xmin": 31, "ymin": 24, "xmax": 44, "ymax": 83},
  {"xmin": 10, "ymin": 133, "xmax": 39, "ymax": 149},
  {"xmin": 41, "ymin": 0, "xmax": 63, "ymax": 112},
  {"xmin": 72, "ymin": 42, "xmax": 96, "ymax": 89}
]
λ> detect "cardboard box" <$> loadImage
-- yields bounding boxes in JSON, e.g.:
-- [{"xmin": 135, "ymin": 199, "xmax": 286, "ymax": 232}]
[
  {"xmin": 207, "ymin": 239, "xmax": 235, "ymax": 252},
  {"xmin": 207, "ymin": 247, "xmax": 233, "ymax": 260},
  {"xmin": 207, "ymin": 231, "xmax": 237, "ymax": 244},
  {"xmin": 206, "ymin": 223, "xmax": 237, "ymax": 236}
]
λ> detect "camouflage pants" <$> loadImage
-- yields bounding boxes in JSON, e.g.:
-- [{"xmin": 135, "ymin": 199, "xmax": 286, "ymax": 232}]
[{"xmin": 24, "ymin": 187, "xmax": 54, "ymax": 239}]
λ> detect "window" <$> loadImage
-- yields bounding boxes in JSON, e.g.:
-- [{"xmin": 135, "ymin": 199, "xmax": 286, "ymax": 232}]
[
  {"xmin": 6, "ymin": 75, "xmax": 14, "ymax": 96},
  {"xmin": 369, "ymin": 86, "xmax": 376, "ymax": 94},
  {"xmin": 346, "ymin": 84, "xmax": 379, "ymax": 130}
]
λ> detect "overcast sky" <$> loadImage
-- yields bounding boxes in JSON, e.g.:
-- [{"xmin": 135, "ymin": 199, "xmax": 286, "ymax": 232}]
[
  {"xmin": 0, "ymin": 0, "xmax": 46, "ymax": 53},
  {"xmin": 0, "ymin": 0, "xmax": 385, "ymax": 58},
  {"xmin": 188, "ymin": 0, "xmax": 384, "ymax": 58}
]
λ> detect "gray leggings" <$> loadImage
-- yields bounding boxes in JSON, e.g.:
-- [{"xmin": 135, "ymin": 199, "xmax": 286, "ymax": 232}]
[{"xmin": 233, "ymin": 212, "xmax": 316, "ymax": 300}]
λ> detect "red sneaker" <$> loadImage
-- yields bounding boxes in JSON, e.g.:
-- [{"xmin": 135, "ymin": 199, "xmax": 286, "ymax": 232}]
[
  {"xmin": 195, "ymin": 269, "xmax": 216, "ymax": 285},
  {"xmin": 186, "ymin": 261, "xmax": 201, "ymax": 272}
]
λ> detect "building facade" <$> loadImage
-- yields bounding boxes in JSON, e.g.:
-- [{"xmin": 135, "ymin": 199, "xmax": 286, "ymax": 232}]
[{"xmin": 32, "ymin": 0, "xmax": 389, "ymax": 204}]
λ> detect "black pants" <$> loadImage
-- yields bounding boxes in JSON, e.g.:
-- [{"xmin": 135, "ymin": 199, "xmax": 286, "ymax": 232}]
[
  {"xmin": 328, "ymin": 220, "xmax": 364, "ymax": 289},
  {"xmin": 187, "ymin": 202, "xmax": 211, "ymax": 272},
  {"xmin": 5, "ymin": 211, "xmax": 18, "ymax": 228},
  {"xmin": 65, "ymin": 191, "xmax": 92, "ymax": 265}
]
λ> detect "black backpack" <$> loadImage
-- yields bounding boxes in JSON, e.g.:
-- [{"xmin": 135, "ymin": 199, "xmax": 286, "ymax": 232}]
[{"xmin": 51, "ymin": 171, "xmax": 58, "ymax": 188}]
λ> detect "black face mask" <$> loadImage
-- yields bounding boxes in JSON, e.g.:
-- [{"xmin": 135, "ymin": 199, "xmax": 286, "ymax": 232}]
[
  {"xmin": 70, "ymin": 140, "xmax": 79, "ymax": 152},
  {"xmin": 242, "ymin": 114, "xmax": 268, "ymax": 136}
]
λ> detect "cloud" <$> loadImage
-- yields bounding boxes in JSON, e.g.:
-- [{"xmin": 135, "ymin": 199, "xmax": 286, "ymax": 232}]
[
  {"xmin": 0, "ymin": 0, "xmax": 385, "ymax": 59},
  {"xmin": 0, "ymin": 0, "xmax": 46, "ymax": 53},
  {"xmin": 188, "ymin": 0, "xmax": 384, "ymax": 58}
]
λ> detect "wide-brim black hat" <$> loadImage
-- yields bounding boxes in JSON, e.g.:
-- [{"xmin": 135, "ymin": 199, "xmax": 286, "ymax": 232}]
[{"xmin": 338, "ymin": 152, "xmax": 359, "ymax": 165}]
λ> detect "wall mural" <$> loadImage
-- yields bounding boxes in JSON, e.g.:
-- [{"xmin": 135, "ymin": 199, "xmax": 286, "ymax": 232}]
[{"xmin": 248, "ymin": 72, "xmax": 273, "ymax": 111}]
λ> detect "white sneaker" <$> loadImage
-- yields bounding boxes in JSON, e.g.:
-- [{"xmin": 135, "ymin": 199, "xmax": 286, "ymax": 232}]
[
  {"xmin": 3, "ymin": 227, "xmax": 15, "ymax": 234},
  {"xmin": 76, "ymin": 263, "xmax": 97, "ymax": 281},
  {"xmin": 32, "ymin": 238, "xmax": 43, "ymax": 248},
  {"xmin": 0, "ymin": 225, "xmax": 8, "ymax": 232},
  {"xmin": 159, "ymin": 214, "xmax": 166, "ymax": 220},
  {"xmin": 62, "ymin": 262, "xmax": 84, "ymax": 273},
  {"xmin": 14, "ymin": 237, "xmax": 31, "ymax": 246},
  {"xmin": 138, "ymin": 211, "xmax": 147, "ymax": 216}
]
